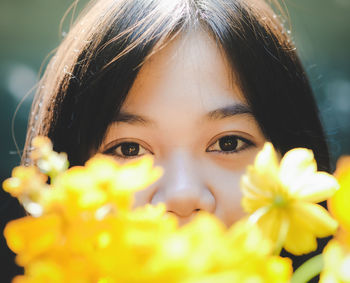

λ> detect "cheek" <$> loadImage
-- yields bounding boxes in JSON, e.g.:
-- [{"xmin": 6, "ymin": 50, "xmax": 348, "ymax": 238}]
[
  {"xmin": 206, "ymin": 149, "xmax": 264, "ymax": 227},
  {"xmin": 204, "ymin": 165, "xmax": 246, "ymax": 227},
  {"xmin": 210, "ymin": 147, "xmax": 263, "ymax": 172},
  {"xmin": 132, "ymin": 180, "xmax": 158, "ymax": 208}
]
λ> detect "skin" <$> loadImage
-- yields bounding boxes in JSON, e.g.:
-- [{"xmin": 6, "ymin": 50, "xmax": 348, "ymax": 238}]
[{"xmin": 99, "ymin": 30, "xmax": 266, "ymax": 227}]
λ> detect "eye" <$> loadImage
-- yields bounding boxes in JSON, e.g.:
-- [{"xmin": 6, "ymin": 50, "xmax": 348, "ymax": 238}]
[
  {"xmin": 103, "ymin": 142, "xmax": 151, "ymax": 159},
  {"xmin": 206, "ymin": 135, "xmax": 254, "ymax": 154}
]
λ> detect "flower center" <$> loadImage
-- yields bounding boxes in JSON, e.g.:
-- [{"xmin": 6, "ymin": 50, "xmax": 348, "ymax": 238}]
[{"xmin": 273, "ymin": 195, "xmax": 287, "ymax": 207}]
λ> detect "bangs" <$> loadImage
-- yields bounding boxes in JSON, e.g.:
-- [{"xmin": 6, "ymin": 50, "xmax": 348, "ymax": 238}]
[{"xmin": 23, "ymin": 0, "xmax": 329, "ymax": 173}]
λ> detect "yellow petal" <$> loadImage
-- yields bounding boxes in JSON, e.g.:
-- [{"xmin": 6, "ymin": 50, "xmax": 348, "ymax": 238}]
[
  {"xmin": 4, "ymin": 215, "xmax": 61, "ymax": 265},
  {"xmin": 284, "ymin": 208, "xmax": 318, "ymax": 255},
  {"xmin": 293, "ymin": 172, "xmax": 339, "ymax": 203},
  {"xmin": 78, "ymin": 189, "xmax": 107, "ymax": 209},
  {"xmin": 30, "ymin": 136, "xmax": 53, "ymax": 161},
  {"xmin": 329, "ymin": 187, "xmax": 350, "ymax": 231},
  {"xmin": 257, "ymin": 209, "xmax": 285, "ymax": 244},
  {"xmin": 266, "ymin": 257, "xmax": 292, "ymax": 283},
  {"xmin": 59, "ymin": 166, "xmax": 93, "ymax": 193},
  {"xmin": 284, "ymin": 221, "xmax": 317, "ymax": 255},
  {"xmin": 113, "ymin": 155, "xmax": 163, "ymax": 192},
  {"xmin": 320, "ymin": 240, "xmax": 350, "ymax": 283},
  {"xmin": 292, "ymin": 202, "xmax": 338, "ymax": 238},
  {"xmin": 86, "ymin": 154, "xmax": 120, "ymax": 179},
  {"xmin": 32, "ymin": 136, "xmax": 53, "ymax": 150},
  {"xmin": 26, "ymin": 260, "xmax": 64, "ymax": 283},
  {"xmin": 329, "ymin": 156, "xmax": 350, "ymax": 230},
  {"xmin": 334, "ymin": 156, "xmax": 350, "ymax": 183},
  {"xmin": 279, "ymin": 148, "xmax": 317, "ymax": 189},
  {"xmin": 3, "ymin": 177, "xmax": 22, "ymax": 197},
  {"xmin": 254, "ymin": 142, "xmax": 280, "ymax": 175},
  {"xmin": 241, "ymin": 175, "xmax": 273, "ymax": 213},
  {"xmin": 11, "ymin": 275, "xmax": 27, "ymax": 283},
  {"xmin": 285, "ymin": 202, "xmax": 337, "ymax": 256},
  {"xmin": 246, "ymin": 166, "xmax": 279, "ymax": 195}
]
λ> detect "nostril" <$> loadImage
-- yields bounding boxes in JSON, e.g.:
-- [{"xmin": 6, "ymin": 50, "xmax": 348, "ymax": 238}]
[{"xmin": 167, "ymin": 209, "xmax": 201, "ymax": 217}]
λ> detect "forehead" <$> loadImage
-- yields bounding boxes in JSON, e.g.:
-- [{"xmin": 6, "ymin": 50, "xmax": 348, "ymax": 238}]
[{"xmin": 121, "ymin": 30, "xmax": 246, "ymax": 117}]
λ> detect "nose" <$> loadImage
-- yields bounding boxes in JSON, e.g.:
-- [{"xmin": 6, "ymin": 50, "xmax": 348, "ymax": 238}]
[{"xmin": 151, "ymin": 150, "xmax": 215, "ymax": 218}]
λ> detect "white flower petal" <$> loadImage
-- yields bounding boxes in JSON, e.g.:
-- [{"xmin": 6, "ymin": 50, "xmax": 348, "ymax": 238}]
[
  {"xmin": 255, "ymin": 143, "xmax": 279, "ymax": 175},
  {"xmin": 279, "ymin": 148, "xmax": 317, "ymax": 189},
  {"xmin": 293, "ymin": 172, "xmax": 339, "ymax": 203}
]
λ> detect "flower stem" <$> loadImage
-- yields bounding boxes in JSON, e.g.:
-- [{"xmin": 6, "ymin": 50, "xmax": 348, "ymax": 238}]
[
  {"xmin": 248, "ymin": 206, "xmax": 271, "ymax": 224},
  {"xmin": 291, "ymin": 254, "xmax": 323, "ymax": 283},
  {"xmin": 273, "ymin": 217, "xmax": 289, "ymax": 255}
]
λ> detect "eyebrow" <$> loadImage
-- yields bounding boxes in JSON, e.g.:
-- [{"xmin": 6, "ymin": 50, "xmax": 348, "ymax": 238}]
[
  {"xmin": 113, "ymin": 103, "xmax": 253, "ymax": 125},
  {"xmin": 206, "ymin": 103, "xmax": 253, "ymax": 120},
  {"xmin": 113, "ymin": 111, "xmax": 154, "ymax": 125}
]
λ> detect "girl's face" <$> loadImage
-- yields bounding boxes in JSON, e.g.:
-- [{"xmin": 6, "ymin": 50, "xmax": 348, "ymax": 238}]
[{"xmin": 100, "ymin": 31, "xmax": 266, "ymax": 227}]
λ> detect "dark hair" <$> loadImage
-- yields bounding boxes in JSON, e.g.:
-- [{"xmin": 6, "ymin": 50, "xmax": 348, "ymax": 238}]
[{"xmin": 22, "ymin": 0, "xmax": 330, "ymax": 172}]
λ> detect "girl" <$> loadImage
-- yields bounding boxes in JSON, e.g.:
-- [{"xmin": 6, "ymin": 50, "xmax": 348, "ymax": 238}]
[{"xmin": 22, "ymin": 0, "xmax": 329, "ymax": 278}]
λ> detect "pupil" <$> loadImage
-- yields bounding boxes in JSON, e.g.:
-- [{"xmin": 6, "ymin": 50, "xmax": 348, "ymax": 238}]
[
  {"xmin": 219, "ymin": 136, "xmax": 238, "ymax": 151},
  {"xmin": 121, "ymin": 143, "xmax": 139, "ymax": 156}
]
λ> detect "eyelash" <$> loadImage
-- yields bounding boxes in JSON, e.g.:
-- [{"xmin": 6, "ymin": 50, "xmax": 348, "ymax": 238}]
[
  {"xmin": 206, "ymin": 135, "xmax": 254, "ymax": 154},
  {"xmin": 103, "ymin": 135, "xmax": 255, "ymax": 159},
  {"xmin": 103, "ymin": 141, "xmax": 152, "ymax": 159}
]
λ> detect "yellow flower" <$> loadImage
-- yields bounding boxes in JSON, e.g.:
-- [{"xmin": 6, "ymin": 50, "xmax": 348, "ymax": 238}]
[
  {"xmin": 2, "ymin": 166, "xmax": 48, "ymax": 198},
  {"xmin": 224, "ymin": 220, "xmax": 292, "ymax": 283},
  {"xmin": 4, "ymin": 138, "xmax": 293, "ymax": 283},
  {"xmin": 320, "ymin": 239, "xmax": 350, "ymax": 283},
  {"xmin": 44, "ymin": 154, "xmax": 163, "ymax": 217},
  {"xmin": 329, "ymin": 156, "xmax": 350, "ymax": 232},
  {"xmin": 86, "ymin": 154, "xmax": 163, "ymax": 211},
  {"xmin": 15, "ymin": 260, "xmax": 64, "ymax": 283},
  {"xmin": 48, "ymin": 166, "xmax": 108, "ymax": 218},
  {"xmin": 320, "ymin": 156, "xmax": 350, "ymax": 283},
  {"xmin": 148, "ymin": 215, "xmax": 292, "ymax": 283},
  {"xmin": 4, "ymin": 214, "xmax": 62, "ymax": 266},
  {"xmin": 241, "ymin": 142, "xmax": 339, "ymax": 255},
  {"xmin": 31, "ymin": 136, "xmax": 69, "ymax": 177},
  {"xmin": 30, "ymin": 136, "xmax": 53, "ymax": 161}
]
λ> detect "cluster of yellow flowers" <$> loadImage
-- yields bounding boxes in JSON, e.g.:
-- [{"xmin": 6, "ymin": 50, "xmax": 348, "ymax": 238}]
[
  {"xmin": 241, "ymin": 143, "xmax": 338, "ymax": 256},
  {"xmin": 2, "ymin": 137, "xmax": 350, "ymax": 282},
  {"xmin": 320, "ymin": 157, "xmax": 350, "ymax": 282}
]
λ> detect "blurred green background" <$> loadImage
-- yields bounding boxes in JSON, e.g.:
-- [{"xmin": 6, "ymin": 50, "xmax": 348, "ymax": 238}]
[{"xmin": 0, "ymin": 0, "xmax": 349, "ymax": 280}]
